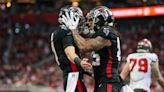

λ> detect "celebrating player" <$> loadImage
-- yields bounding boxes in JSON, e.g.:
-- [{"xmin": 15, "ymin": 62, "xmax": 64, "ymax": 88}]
[
  {"xmin": 62, "ymin": 6, "xmax": 124, "ymax": 92},
  {"xmin": 51, "ymin": 5, "xmax": 92, "ymax": 92}
]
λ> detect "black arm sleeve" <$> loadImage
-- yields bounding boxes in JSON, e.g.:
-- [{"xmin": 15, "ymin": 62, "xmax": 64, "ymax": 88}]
[
  {"xmin": 62, "ymin": 35, "xmax": 74, "ymax": 49},
  {"xmin": 62, "ymin": 35, "xmax": 84, "ymax": 71}
]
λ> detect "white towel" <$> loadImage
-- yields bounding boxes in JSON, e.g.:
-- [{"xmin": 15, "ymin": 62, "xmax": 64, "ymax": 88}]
[
  {"xmin": 66, "ymin": 72, "xmax": 79, "ymax": 92},
  {"xmin": 121, "ymin": 85, "xmax": 134, "ymax": 92}
]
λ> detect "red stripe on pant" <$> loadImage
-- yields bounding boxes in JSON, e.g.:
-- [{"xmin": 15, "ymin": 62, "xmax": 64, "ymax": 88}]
[
  {"xmin": 106, "ymin": 49, "xmax": 112, "ymax": 78},
  {"xmin": 77, "ymin": 79, "xmax": 83, "ymax": 92},
  {"xmin": 70, "ymin": 61, "xmax": 83, "ymax": 92},
  {"xmin": 107, "ymin": 84, "xmax": 112, "ymax": 92}
]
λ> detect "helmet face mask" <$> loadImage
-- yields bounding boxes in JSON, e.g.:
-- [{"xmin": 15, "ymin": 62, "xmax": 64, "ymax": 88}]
[
  {"xmin": 58, "ymin": 5, "xmax": 85, "ymax": 32},
  {"xmin": 86, "ymin": 9, "xmax": 94, "ymax": 31},
  {"xmin": 136, "ymin": 39, "xmax": 153, "ymax": 53}
]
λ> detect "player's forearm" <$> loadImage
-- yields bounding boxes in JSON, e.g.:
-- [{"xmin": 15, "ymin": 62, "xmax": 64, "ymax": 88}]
[
  {"xmin": 120, "ymin": 71, "xmax": 128, "ymax": 80},
  {"xmin": 120, "ymin": 73, "xmax": 126, "ymax": 80},
  {"xmin": 66, "ymin": 51, "xmax": 79, "ymax": 63},
  {"xmin": 64, "ymin": 46, "xmax": 79, "ymax": 63},
  {"xmin": 152, "ymin": 62, "xmax": 164, "ymax": 89},
  {"xmin": 120, "ymin": 63, "xmax": 130, "ymax": 80},
  {"xmin": 71, "ymin": 30, "xmax": 109, "ymax": 52},
  {"xmin": 71, "ymin": 30, "xmax": 91, "ymax": 53},
  {"xmin": 157, "ymin": 76, "xmax": 164, "ymax": 89}
]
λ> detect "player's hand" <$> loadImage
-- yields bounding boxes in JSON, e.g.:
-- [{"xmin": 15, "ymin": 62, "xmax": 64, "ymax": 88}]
[
  {"xmin": 80, "ymin": 58, "xmax": 92, "ymax": 70},
  {"xmin": 61, "ymin": 11, "xmax": 80, "ymax": 30}
]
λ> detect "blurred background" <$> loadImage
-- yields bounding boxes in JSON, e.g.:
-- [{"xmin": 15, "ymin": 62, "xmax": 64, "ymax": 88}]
[{"xmin": 0, "ymin": 0, "xmax": 164, "ymax": 92}]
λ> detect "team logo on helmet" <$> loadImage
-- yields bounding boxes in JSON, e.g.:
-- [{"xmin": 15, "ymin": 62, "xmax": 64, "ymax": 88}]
[{"xmin": 86, "ymin": 6, "xmax": 114, "ymax": 31}]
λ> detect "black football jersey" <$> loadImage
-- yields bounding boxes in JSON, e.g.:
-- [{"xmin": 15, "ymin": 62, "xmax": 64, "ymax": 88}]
[
  {"xmin": 92, "ymin": 26, "xmax": 121, "ymax": 82},
  {"xmin": 51, "ymin": 27, "xmax": 81, "ymax": 75}
]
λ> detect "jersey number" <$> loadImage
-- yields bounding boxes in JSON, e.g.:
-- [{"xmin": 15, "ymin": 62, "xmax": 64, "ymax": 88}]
[{"xmin": 130, "ymin": 58, "xmax": 148, "ymax": 73}]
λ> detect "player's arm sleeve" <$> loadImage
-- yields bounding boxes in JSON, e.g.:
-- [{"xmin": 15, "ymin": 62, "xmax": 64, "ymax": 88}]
[{"xmin": 62, "ymin": 35, "xmax": 74, "ymax": 49}]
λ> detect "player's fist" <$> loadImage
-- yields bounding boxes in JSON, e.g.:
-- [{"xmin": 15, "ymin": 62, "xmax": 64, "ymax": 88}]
[{"xmin": 80, "ymin": 58, "xmax": 92, "ymax": 70}]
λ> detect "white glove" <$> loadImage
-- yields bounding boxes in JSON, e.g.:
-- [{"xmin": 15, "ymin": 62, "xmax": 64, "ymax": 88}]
[{"xmin": 61, "ymin": 11, "xmax": 80, "ymax": 30}]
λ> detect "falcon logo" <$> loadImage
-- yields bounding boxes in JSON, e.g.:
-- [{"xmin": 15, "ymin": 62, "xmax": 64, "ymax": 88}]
[{"xmin": 103, "ymin": 28, "xmax": 110, "ymax": 36}]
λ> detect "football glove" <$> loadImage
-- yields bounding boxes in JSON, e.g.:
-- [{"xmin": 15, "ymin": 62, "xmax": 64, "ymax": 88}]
[{"xmin": 61, "ymin": 11, "xmax": 80, "ymax": 30}]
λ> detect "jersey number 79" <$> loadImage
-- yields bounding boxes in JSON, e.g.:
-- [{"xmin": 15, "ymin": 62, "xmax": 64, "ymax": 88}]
[{"xmin": 130, "ymin": 58, "xmax": 148, "ymax": 73}]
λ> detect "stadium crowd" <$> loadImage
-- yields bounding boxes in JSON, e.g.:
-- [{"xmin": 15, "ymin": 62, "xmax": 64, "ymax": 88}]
[{"xmin": 0, "ymin": 0, "xmax": 164, "ymax": 91}]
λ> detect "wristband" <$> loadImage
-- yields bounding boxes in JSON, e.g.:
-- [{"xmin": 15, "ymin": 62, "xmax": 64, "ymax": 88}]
[{"xmin": 74, "ymin": 57, "xmax": 83, "ymax": 71}]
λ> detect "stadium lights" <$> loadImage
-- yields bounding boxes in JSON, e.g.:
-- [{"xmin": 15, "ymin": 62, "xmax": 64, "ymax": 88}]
[
  {"xmin": 72, "ymin": 2, "xmax": 79, "ymax": 7},
  {"xmin": 0, "ymin": 0, "xmax": 12, "ymax": 8},
  {"xmin": 142, "ymin": 0, "xmax": 147, "ymax": 3},
  {"xmin": 111, "ymin": 6, "xmax": 164, "ymax": 18},
  {"xmin": 70, "ymin": 0, "xmax": 80, "ymax": 6},
  {"xmin": 6, "ymin": 1, "xmax": 11, "ymax": 8}
]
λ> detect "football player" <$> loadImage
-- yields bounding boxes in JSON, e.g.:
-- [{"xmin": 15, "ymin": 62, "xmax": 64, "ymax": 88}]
[
  {"xmin": 120, "ymin": 39, "xmax": 164, "ymax": 92},
  {"xmin": 51, "ymin": 5, "xmax": 92, "ymax": 92},
  {"xmin": 62, "ymin": 6, "xmax": 124, "ymax": 92}
]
